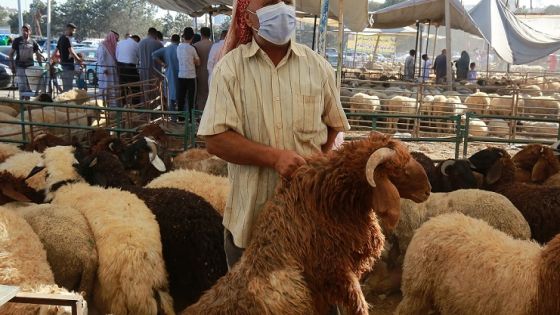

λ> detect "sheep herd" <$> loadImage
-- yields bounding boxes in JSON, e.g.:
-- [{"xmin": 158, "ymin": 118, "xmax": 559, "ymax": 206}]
[
  {"xmin": 342, "ymin": 78, "xmax": 560, "ymax": 140},
  {"xmin": 1, "ymin": 128, "xmax": 560, "ymax": 314}
]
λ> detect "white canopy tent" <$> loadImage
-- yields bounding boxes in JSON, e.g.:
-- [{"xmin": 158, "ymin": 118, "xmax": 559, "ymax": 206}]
[
  {"xmin": 469, "ymin": 0, "xmax": 560, "ymax": 65},
  {"xmin": 368, "ymin": 0, "xmax": 484, "ymax": 38},
  {"xmin": 147, "ymin": 0, "xmax": 369, "ymax": 32}
]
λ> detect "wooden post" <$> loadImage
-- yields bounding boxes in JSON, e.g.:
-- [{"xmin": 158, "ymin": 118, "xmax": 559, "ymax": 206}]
[
  {"xmin": 445, "ymin": 0, "xmax": 452, "ymax": 90},
  {"xmin": 336, "ymin": 0, "xmax": 344, "ymax": 88}
]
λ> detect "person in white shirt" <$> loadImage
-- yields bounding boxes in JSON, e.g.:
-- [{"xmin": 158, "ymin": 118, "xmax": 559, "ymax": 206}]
[
  {"xmin": 176, "ymin": 27, "xmax": 200, "ymax": 122},
  {"xmin": 207, "ymin": 30, "xmax": 227, "ymax": 85},
  {"xmin": 116, "ymin": 35, "xmax": 140, "ymax": 85},
  {"xmin": 421, "ymin": 54, "xmax": 432, "ymax": 82}
]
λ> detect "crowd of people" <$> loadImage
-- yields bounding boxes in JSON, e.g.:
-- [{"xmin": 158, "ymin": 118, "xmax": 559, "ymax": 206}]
[
  {"xmin": 403, "ymin": 48, "xmax": 479, "ymax": 85},
  {"xmin": 7, "ymin": 21, "xmax": 227, "ymax": 113}
]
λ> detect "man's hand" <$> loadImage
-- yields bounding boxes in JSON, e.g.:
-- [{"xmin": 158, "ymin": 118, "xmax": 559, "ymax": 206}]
[{"xmin": 273, "ymin": 150, "xmax": 306, "ymax": 179}]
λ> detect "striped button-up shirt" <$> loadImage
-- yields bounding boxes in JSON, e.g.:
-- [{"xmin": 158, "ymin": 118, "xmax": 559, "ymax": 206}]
[{"xmin": 198, "ymin": 39, "xmax": 350, "ymax": 248}]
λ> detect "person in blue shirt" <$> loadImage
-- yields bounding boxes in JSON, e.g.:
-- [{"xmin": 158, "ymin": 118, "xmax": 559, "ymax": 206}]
[{"xmin": 152, "ymin": 34, "xmax": 180, "ymax": 111}]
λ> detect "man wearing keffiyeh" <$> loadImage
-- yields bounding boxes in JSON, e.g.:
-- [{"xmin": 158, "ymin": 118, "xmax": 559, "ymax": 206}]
[
  {"xmin": 96, "ymin": 31, "xmax": 120, "ymax": 107},
  {"xmin": 198, "ymin": 0, "xmax": 350, "ymax": 277}
]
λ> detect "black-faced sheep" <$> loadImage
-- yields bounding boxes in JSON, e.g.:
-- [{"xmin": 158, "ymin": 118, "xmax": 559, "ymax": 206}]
[
  {"xmin": 0, "ymin": 206, "xmax": 86, "ymax": 315},
  {"xmin": 36, "ymin": 146, "xmax": 174, "ymax": 315},
  {"xmin": 119, "ymin": 136, "xmax": 169, "ymax": 186},
  {"xmin": 76, "ymin": 150, "xmax": 228, "ymax": 311},
  {"xmin": 23, "ymin": 132, "xmax": 67, "ymax": 153},
  {"xmin": 182, "ymin": 133, "xmax": 431, "ymax": 315},
  {"xmin": 470, "ymin": 147, "xmax": 560, "ymax": 243},
  {"xmin": 410, "ymin": 152, "xmax": 478, "ymax": 192},
  {"xmin": 363, "ymin": 189, "xmax": 531, "ymax": 296},
  {"xmin": 397, "ymin": 213, "xmax": 560, "ymax": 315},
  {"xmin": 0, "ymin": 151, "xmax": 47, "ymax": 193},
  {"xmin": 0, "ymin": 171, "xmax": 44, "ymax": 204}
]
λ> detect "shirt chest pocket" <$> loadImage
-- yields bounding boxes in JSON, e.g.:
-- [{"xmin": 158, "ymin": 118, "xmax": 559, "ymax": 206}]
[{"xmin": 293, "ymin": 94, "xmax": 324, "ymax": 133}]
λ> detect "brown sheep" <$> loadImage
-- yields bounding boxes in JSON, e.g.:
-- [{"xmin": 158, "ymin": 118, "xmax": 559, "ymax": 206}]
[
  {"xmin": 172, "ymin": 148, "xmax": 228, "ymax": 177},
  {"xmin": 512, "ymin": 144, "xmax": 560, "ymax": 184},
  {"xmin": 24, "ymin": 132, "xmax": 67, "ymax": 153},
  {"xmin": 182, "ymin": 133, "xmax": 431, "ymax": 315},
  {"xmin": 470, "ymin": 147, "xmax": 560, "ymax": 243}
]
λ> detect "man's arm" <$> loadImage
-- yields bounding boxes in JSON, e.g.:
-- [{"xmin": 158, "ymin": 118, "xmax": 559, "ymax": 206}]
[
  {"xmin": 206, "ymin": 130, "xmax": 306, "ymax": 178},
  {"xmin": 69, "ymin": 46, "xmax": 82, "ymax": 63},
  {"xmin": 8, "ymin": 48, "xmax": 15, "ymax": 71},
  {"xmin": 321, "ymin": 126, "xmax": 340, "ymax": 153}
]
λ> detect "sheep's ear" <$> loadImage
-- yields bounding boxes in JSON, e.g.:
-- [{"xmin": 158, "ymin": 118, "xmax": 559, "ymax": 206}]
[
  {"xmin": 531, "ymin": 158, "xmax": 549, "ymax": 183},
  {"xmin": 486, "ymin": 160, "xmax": 504, "ymax": 185},
  {"xmin": 26, "ymin": 166, "xmax": 45, "ymax": 179},
  {"xmin": 371, "ymin": 174, "xmax": 401, "ymax": 231},
  {"xmin": 1, "ymin": 186, "xmax": 32, "ymax": 203}
]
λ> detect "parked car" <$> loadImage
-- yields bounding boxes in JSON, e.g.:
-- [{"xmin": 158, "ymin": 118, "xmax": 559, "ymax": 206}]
[
  {"xmin": 0, "ymin": 52, "xmax": 10, "ymax": 68},
  {"xmin": 0, "ymin": 64, "xmax": 13, "ymax": 89},
  {"xmin": 75, "ymin": 47, "xmax": 98, "ymax": 86}
]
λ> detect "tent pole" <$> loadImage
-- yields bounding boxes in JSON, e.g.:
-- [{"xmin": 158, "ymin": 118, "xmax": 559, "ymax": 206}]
[
  {"xmin": 417, "ymin": 23, "xmax": 424, "ymax": 79},
  {"xmin": 486, "ymin": 43, "xmax": 490, "ymax": 78},
  {"xmin": 425, "ymin": 20, "xmax": 431, "ymax": 57},
  {"xmin": 209, "ymin": 11, "xmax": 214, "ymax": 41},
  {"xmin": 318, "ymin": 0, "xmax": 330, "ymax": 57},
  {"xmin": 352, "ymin": 32, "xmax": 358, "ymax": 69},
  {"xmin": 194, "ymin": 17, "xmax": 198, "ymax": 31},
  {"xmin": 46, "ymin": 0, "xmax": 52, "ymax": 94},
  {"xmin": 414, "ymin": 21, "xmax": 420, "ymax": 80},
  {"xmin": 312, "ymin": 15, "xmax": 318, "ymax": 51},
  {"xmin": 373, "ymin": 34, "xmax": 381, "ymax": 55},
  {"xmin": 18, "ymin": 0, "xmax": 23, "ymax": 35},
  {"xmin": 445, "ymin": 0, "xmax": 452, "ymax": 90},
  {"xmin": 432, "ymin": 26, "xmax": 438, "ymax": 62},
  {"xmin": 336, "ymin": 0, "xmax": 344, "ymax": 88}
]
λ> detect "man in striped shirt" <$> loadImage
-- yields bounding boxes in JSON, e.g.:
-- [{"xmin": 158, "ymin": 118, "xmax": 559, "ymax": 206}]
[{"xmin": 197, "ymin": 0, "xmax": 350, "ymax": 268}]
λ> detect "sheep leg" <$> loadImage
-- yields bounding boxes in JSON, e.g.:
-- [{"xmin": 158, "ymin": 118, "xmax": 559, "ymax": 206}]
[{"xmin": 336, "ymin": 272, "xmax": 369, "ymax": 315}]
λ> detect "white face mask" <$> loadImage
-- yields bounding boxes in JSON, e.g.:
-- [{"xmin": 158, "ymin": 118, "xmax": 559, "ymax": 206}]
[{"xmin": 248, "ymin": 2, "xmax": 296, "ymax": 46}]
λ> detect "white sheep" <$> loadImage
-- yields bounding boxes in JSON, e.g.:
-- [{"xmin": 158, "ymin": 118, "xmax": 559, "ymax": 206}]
[
  {"xmin": 172, "ymin": 148, "xmax": 228, "ymax": 177},
  {"xmin": 147, "ymin": 169, "xmax": 229, "ymax": 216},
  {"xmin": 363, "ymin": 189, "xmax": 531, "ymax": 295},
  {"xmin": 467, "ymin": 118, "xmax": 489, "ymax": 137},
  {"xmin": 464, "ymin": 91, "xmax": 491, "ymax": 115},
  {"xmin": 397, "ymin": 213, "xmax": 559, "ymax": 315},
  {"xmin": 487, "ymin": 119, "xmax": 510, "ymax": 138},
  {"xmin": 53, "ymin": 89, "xmax": 90, "ymax": 104},
  {"xmin": 0, "ymin": 206, "xmax": 86, "ymax": 315},
  {"xmin": 0, "ymin": 112, "xmax": 27, "ymax": 141},
  {"xmin": 6, "ymin": 203, "xmax": 98, "ymax": 298},
  {"xmin": 520, "ymin": 121, "xmax": 559, "ymax": 138},
  {"xmin": 384, "ymin": 96, "xmax": 417, "ymax": 132},
  {"xmin": 488, "ymin": 95, "xmax": 515, "ymax": 116},
  {"xmin": 522, "ymin": 96, "xmax": 560, "ymax": 118},
  {"xmin": 0, "ymin": 142, "xmax": 21, "ymax": 163},
  {"xmin": 520, "ymin": 84, "xmax": 543, "ymax": 97},
  {"xmin": 40, "ymin": 146, "xmax": 174, "ymax": 315},
  {"xmin": 0, "ymin": 105, "xmax": 18, "ymax": 117},
  {"xmin": 347, "ymin": 93, "xmax": 380, "ymax": 127}
]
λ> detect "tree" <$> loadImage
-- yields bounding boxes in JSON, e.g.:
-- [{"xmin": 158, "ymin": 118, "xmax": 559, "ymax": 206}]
[
  {"xmin": 368, "ymin": 1, "xmax": 382, "ymax": 11},
  {"xmin": 159, "ymin": 12, "xmax": 192, "ymax": 37},
  {"xmin": 544, "ymin": 5, "xmax": 560, "ymax": 15}
]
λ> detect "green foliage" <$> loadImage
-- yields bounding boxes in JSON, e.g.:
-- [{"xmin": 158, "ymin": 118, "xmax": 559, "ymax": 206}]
[{"xmin": 544, "ymin": 5, "xmax": 560, "ymax": 15}]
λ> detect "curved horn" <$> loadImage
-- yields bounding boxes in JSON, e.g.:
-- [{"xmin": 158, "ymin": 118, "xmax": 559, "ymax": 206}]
[
  {"xmin": 365, "ymin": 148, "xmax": 396, "ymax": 187},
  {"xmin": 144, "ymin": 137, "xmax": 158, "ymax": 161},
  {"xmin": 108, "ymin": 141, "xmax": 114, "ymax": 152},
  {"xmin": 440, "ymin": 159, "xmax": 455, "ymax": 176}
]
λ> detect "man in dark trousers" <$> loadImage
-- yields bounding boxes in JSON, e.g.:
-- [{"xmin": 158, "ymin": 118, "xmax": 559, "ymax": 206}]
[
  {"xmin": 8, "ymin": 23, "xmax": 43, "ymax": 99},
  {"xmin": 54, "ymin": 23, "xmax": 83, "ymax": 91}
]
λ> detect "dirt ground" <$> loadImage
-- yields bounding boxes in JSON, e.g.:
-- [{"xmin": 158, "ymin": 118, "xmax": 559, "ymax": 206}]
[{"xmin": 367, "ymin": 292, "xmax": 402, "ymax": 315}]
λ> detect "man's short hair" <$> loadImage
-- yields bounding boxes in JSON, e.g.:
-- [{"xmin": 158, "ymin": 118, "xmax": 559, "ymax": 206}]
[
  {"xmin": 148, "ymin": 27, "xmax": 158, "ymax": 36},
  {"xmin": 131, "ymin": 35, "xmax": 141, "ymax": 42},
  {"xmin": 22, "ymin": 24, "xmax": 31, "ymax": 31},
  {"xmin": 422, "ymin": 54, "xmax": 428, "ymax": 60},
  {"xmin": 409, "ymin": 49, "xmax": 416, "ymax": 56},
  {"xmin": 156, "ymin": 31, "xmax": 163, "ymax": 40},
  {"xmin": 220, "ymin": 30, "xmax": 228, "ymax": 39},
  {"xmin": 470, "ymin": 62, "xmax": 476, "ymax": 68},
  {"xmin": 200, "ymin": 27, "xmax": 211, "ymax": 38},
  {"xmin": 67, "ymin": 23, "xmax": 77, "ymax": 29},
  {"xmin": 182, "ymin": 27, "xmax": 195, "ymax": 41},
  {"xmin": 171, "ymin": 34, "xmax": 180, "ymax": 43}
]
